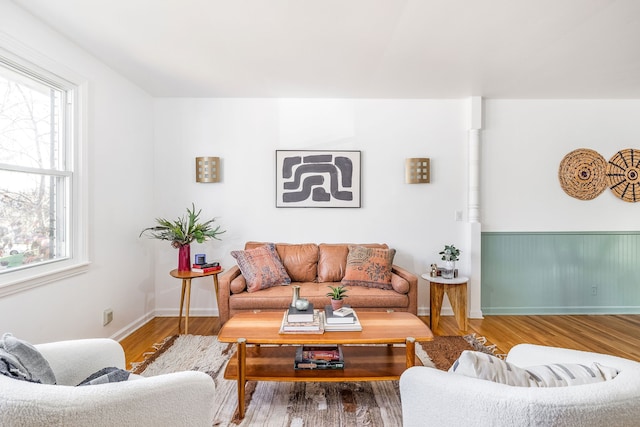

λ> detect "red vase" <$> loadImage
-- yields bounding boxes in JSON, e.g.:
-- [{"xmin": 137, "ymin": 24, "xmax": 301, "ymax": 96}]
[{"xmin": 178, "ymin": 244, "xmax": 191, "ymax": 272}]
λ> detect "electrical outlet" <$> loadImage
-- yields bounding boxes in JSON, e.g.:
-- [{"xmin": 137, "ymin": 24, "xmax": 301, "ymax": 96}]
[
  {"xmin": 591, "ymin": 286, "xmax": 598, "ymax": 296},
  {"xmin": 455, "ymin": 210, "xmax": 463, "ymax": 221},
  {"xmin": 103, "ymin": 309, "xmax": 113, "ymax": 326}
]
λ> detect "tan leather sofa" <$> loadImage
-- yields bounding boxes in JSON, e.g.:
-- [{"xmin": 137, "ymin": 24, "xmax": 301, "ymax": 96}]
[{"xmin": 218, "ymin": 242, "xmax": 418, "ymax": 324}]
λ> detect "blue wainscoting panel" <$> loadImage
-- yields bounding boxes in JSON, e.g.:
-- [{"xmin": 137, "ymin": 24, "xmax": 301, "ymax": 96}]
[{"xmin": 481, "ymin": 232, "xmax": 640, "ymax": 314}]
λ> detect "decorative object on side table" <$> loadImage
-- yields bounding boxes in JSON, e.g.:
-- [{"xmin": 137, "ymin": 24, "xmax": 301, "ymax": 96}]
[
  {"xmin": 429, "ymin": 263, "xmax": 438, "ymax": 277},
  {"xmin": 139, "ymin": 203, "xmax": 225, "ymax": 272},
  {"xmin": 326, "ymin": 285, "xmax": 348, "ymax": 310},
  {"xmin": 439, "ymin": 244, "xmax": 460, "ymax": 279}
]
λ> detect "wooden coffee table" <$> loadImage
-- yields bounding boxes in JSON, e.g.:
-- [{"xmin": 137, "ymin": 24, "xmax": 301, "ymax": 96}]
[{"xmin": 218, "ymin": 310, "xmax": 433, "ymax": 419}]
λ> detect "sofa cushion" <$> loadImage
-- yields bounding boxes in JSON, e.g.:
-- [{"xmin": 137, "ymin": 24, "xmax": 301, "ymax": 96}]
[
  {"xmin": 229, "ymin": 275, "xmax": 247, "ymax": 294},
  {"xmin": 231, "ymin": 243, "xmax": 291, "ymax": 292},
  {"xmin": 390, "ymin": 274, "xmax": 410, "ymax": 294},
  {"xmin": 274, "ymin": 243, "xmax": 319, "ymax": 282},
  {"xmin": 317, "ymin": 244, "xmax": 349, "ymax": 282},
  {"xmin": 449, "ymin": 350, "xmax": 619, "ymax": 387},
  {"xmin": 228, "ymin": 281, "xmax": 410, "ymax": 311},
  {"xmin": 318, "ymin": 243, "xmax": 389, "ymax": 282},
  {"xmin": 341, "ymin": 245, "xmax": 396, "ymax": 289}
]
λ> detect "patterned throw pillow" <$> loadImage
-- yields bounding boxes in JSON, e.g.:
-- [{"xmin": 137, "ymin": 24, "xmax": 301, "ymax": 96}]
[
  {"xmin": 449, "ymin": 350, "xmax": 619, "ymax": 387},
  {"xmin": 341, "ymin": 245, "xmax": 396, "ymax": 290},
  {"xmin": 231, "ymin": 243, "xmax": 291, "ymax": 292}
]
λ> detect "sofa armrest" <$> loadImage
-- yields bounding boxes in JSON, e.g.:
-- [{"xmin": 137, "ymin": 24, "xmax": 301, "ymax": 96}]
[
  {"xmin": 391, "ymin": 264, "xmax": 418, "ymax": 315},
  {"xmin": 0, "ymin": 370, "xmax": 215, "ymax": 427},
  {"xmin": 218, "ymin": 265, "xmax": 242, "ymax": 325},
  {"xmin": 36, "ymin": 338, "xmax": 125, "ymax": 386},
  {"xmin": 506, "ymin": 343, "xmax": 640, "ymax": 371}
]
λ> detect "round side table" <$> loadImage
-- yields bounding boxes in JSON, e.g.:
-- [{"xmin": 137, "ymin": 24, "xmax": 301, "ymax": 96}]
[
  {"xmin": 421, "ymin": 274, "xmax": 468, "ymax": 331},
  {"xmin": 170, "ymin": 268, "xmax": 224, "ymax": 334}
]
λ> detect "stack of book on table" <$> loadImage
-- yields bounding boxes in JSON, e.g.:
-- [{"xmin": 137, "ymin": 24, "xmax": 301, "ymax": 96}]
[
  {"xmin": 279, "ymin": 307, "xmax": 324, "ymax": 334},
  {"xmin": 287, "ymin": 304, "xmax": 315, "ymax": 322},
  {"xmin": 323, "ymin": 305, "xmax": 362, "ymax": 332},
  {"xmin": 294, "ymin": 345, "xmax": 344, "ymax": 370},
  {"xmin": 191, "ymin": 262, "xmax": 221, "ymax": 273}
]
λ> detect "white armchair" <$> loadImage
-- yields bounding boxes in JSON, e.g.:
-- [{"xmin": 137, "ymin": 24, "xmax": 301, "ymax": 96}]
[
  {"xmin": 0, "ymin": 338, "xmax": 216, "ymax": 427},
  {"xmin": 400, "ymin": 343, "xmax": 640, "ymax": 427}
]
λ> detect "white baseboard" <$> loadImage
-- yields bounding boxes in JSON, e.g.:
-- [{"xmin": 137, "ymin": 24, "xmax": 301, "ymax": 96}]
[
  {"xmin": 109, "ymin": 312, "xmax": 155, "ymax": 341},
  {"xmin": 110, "ymin": 308, "xmax": 219, "ymax": 341},
  {"xmin": 417, "ymin": 306, "xmax": 484, "ymax": 319}
]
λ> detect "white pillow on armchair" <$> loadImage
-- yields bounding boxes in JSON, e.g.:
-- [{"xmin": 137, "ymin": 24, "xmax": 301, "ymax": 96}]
[{"xmin": 449, "ymin": 350, "xmax": 619, "ymax": 387}]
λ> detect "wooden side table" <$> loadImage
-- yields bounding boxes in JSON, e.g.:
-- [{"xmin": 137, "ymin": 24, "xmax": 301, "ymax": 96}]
[
  {"xmin": 421, "ymin": 274, "xmax": 468, "ymax": 331},
  {"xmin": 169, "ymin": 268, "xmax": 224, "ymax": 334}
]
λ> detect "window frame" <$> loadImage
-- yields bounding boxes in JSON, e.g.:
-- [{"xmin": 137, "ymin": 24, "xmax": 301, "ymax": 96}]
[{"xmin": 0, "ymin": 35, "xmax": 89, "ymax": 297}]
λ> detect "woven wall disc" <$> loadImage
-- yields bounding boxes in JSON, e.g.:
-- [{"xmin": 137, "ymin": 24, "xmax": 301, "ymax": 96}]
[
  {"xmin": 606, "ymin": 148, "xmax": 640, "ymax": 203},
  {"xmin": 558, "ymin": 149, "xmax": 607, "ymax": 200}
]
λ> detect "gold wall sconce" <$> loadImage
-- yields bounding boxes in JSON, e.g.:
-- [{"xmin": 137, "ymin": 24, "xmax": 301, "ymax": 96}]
[
  {"xmin": 405, "ymin": 158, "xmax": 430, "ymax": 184},
  {"xmin": 195, "ymin": 157, "xmax": 221, "ymax": 183}
]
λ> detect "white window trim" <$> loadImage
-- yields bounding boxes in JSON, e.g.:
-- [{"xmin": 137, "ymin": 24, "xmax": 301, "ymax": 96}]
[{"xmin": 0, "ymin": 32, "xmax": 89, "ymax": 297}]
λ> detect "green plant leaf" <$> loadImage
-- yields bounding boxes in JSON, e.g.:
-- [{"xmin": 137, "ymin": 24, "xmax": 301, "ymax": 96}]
[{"xmin": 139, "ymin": 203, "xmax": 225, "ymax": 247}]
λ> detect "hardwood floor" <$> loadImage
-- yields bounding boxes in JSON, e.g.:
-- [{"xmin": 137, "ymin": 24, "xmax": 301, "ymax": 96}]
[{"xmin": 120, "ymin": 314, "xmax": 640, "ymax": 370}]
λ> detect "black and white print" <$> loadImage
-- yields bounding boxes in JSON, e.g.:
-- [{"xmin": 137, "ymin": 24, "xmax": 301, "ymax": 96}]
[{"xmin": 276, "ymin": 150, "xmax": 361, "ymax": 208}]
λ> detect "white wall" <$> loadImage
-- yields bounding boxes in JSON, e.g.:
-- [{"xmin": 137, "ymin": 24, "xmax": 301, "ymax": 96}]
[
  {"xmin": 0, "ymin": 3, "xmax": 155, "ymax": 344},
  {"xmin": 483, "ymin": 99, "xmax": 640, "ymax": 232},
  {"xmin": 153, "ymin": 98, "xmax": 640, "ymax": 319},
  {"xmin": 151, "ymin": 98, "xmax": 472, "ymax": 317}
]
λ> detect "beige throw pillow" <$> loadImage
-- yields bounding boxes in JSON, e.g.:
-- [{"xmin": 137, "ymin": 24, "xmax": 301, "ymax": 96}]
[{"xmin": 449, "ymin": 350, "xmax": 618, "ymax": 387}]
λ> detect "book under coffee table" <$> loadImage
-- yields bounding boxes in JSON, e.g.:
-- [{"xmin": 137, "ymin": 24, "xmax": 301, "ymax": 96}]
[{"xmin": 218, "ymin": 310, "xmax": 434, "ymax": 420}]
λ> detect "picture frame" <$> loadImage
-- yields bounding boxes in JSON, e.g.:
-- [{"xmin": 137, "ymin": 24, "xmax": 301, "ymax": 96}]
[{"xmin": 276, "ymin": 150, "xmax": 361, "ymax": 208}]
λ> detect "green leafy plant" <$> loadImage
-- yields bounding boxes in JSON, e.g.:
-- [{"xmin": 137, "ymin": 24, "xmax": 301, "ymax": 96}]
[
  {"xmin": 439, "ymin": 244, "xmax": 460, "ymax": 262},
  {"xmin": 139, "ymin": 203, "xmax": 225, "ymax": 248},
  {"xmin": 326, "ymin": 285, "xmax": 349, "ymax": 300}
]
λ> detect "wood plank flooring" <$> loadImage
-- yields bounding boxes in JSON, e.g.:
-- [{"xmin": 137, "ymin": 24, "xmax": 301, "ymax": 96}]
[{"xmin": 120, "ymin": 314, "xmax": 640, "ymax": 370}]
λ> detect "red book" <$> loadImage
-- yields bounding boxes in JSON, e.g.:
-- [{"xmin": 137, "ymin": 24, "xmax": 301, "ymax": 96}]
[{"xmin": 191, "ymin": 266, "xmax": 221, "ymax": 273}]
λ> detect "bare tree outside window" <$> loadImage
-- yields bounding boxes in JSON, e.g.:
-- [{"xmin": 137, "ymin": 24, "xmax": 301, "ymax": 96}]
[{"xmin": 0, "ymin": 63, "xmax": 69, "ymax": 271}]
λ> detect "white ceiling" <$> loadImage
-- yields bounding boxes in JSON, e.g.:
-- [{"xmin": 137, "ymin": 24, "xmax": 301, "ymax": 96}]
[{"xmin": 11, "ymin": 0, "xmax": 640, "ymax": 98}]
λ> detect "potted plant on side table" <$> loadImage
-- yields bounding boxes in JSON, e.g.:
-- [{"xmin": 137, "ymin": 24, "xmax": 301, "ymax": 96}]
[
  {"xmin": 326, "ymin": 285, "xmax": 348, "ymax": 310},
  {"xmin": 139, "ymin": 203, "xmax": 225, "ymax": 272},
  {"xmin": 439, "ymin": 244, "xmax": 460, "ymax": 279}
]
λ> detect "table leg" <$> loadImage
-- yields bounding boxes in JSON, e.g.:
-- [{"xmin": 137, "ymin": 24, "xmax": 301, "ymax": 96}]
[
  {"xmin": 212, "ymin": 273, "xmax": 220, "ymax": 309},
  {"xmin": 405, "ymin": 337, "xmax": 416, "ymax": 368},
  {"xmin": 184, "ymin": 278, "xmax": 192, "ymax": 335},
  {"xmin": 237, "ymin": 338, "xmax": 247, "ymax": 420},
  {"xmin": 430, "ymin": 283, "xmax": 445, "ymax": 330},
  {"xmin": 213, "ymin": 273, "xmax": 220, "ymax": 295},
  {"xmin": 446, "ymin": 283, "xmax": 468, "ymax": 331},
  {"xmin": 178, "ymin": 279, "xmax": 187, "ymax": 332}
]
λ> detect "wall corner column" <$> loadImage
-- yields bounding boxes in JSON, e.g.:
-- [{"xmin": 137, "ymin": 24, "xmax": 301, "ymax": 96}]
[{"xmin": 468, "ymin": 96, "xmax": 483, "ymax": 319}]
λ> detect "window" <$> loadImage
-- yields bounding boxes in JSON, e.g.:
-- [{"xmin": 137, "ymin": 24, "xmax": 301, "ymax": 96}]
[{"xmin": 0, "ymin": 41, "xmax": 88, "ymax": 296}]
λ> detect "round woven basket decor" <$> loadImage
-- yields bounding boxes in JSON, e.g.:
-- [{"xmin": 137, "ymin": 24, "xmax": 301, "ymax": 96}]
[
  {"xmin": 558, "ymin": 148, "xmax": 607, "ymax": 200},
  {"xmin": 606, "ymin": 148, "xmax": 640, "ymax": 203}
]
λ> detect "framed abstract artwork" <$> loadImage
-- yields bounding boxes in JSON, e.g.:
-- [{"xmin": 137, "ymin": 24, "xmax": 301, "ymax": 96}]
[{"xmin": 276, "ymin": 150, "xmax": 361, "ymax": 208}]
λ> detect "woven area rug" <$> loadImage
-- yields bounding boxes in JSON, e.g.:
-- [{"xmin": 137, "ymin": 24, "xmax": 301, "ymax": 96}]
[{"xmin": 132, "ymin": 334, "xmax": 494, "ymax": 427}]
